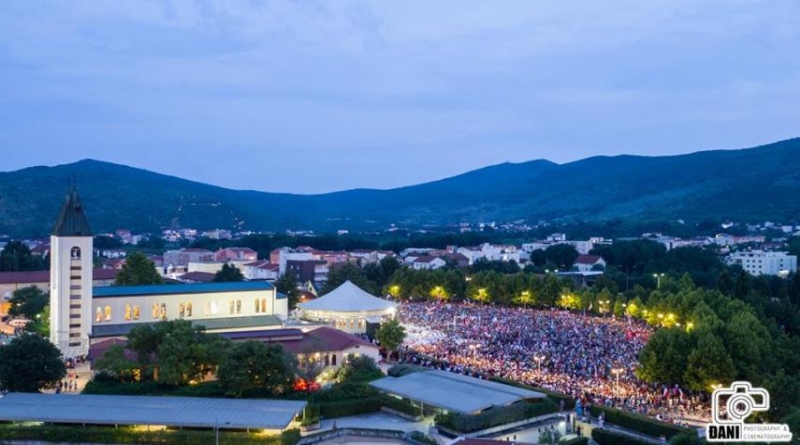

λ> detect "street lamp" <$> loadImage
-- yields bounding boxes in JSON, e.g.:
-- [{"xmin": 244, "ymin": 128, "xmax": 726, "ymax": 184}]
[
  {"xmin": 533, "ymin": 354, "xmax": 545, "ymax": 373},
  {"xmin": 653, "ymin": 273, "xmax": 665, "ymax": 289},
  {"xmin": 611, "ymin": 368, "xmax": 623, "ymax": 387}
]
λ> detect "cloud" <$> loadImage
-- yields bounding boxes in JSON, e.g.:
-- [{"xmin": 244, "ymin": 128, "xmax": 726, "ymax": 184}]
[{"xmin": 0, "ymin": 0, "xmax": 798, "ymax": 193}]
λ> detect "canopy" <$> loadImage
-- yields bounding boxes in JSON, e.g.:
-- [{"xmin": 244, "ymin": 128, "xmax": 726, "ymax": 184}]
[{"xmin": 297, "ymin": 280, "xmax": 396, "ymax": 313}]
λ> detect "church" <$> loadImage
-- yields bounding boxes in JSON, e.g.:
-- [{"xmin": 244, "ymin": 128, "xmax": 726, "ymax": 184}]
[{"xmin": 48, "ymin": 188, "xmax": 288, "ymax": 358}]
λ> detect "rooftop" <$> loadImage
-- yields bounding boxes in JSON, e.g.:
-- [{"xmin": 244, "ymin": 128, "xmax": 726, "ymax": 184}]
[
  {"xmin": 0, "ymin": 393, "xmax": 305, "ymax": 430},
  {"xmin": 370, "ymin": 370, "xmax": 544, "ymax": 414},
  {"xmin": 92, "ymin": 281, "xmax": 274, "ymax": 298},
  {"xmin": 91, "ymin": 315, "xmax": 283, "ymax": 338},
  {"xmin": 52, "ymin": 188, "xmax": 92, "ymax": 237}
]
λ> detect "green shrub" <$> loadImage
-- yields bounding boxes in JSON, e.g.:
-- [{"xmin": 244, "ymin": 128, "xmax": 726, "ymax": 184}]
[
  {"xmin": 387, "ymin": 364, "xmax": 424, "ymax": 377},
  {"xmin": 318, "ymin": 397, "xmax": 382, "ymax": 418},
  {"xmin": 408, "ymin": 430, "xmax": 438, "ymax": 445},
  {"xmin": 488, "ymin": 377, "xmax": 576, "ymax": 409},
  {"xmin": 560, "ymin": 437, "xmax": 589, "ymax": 445},
  {"xmin": 592, "ymin": 428, "xmax": 653, "ymax": 445},
  {"xmin": 311, "ymin": 382, "xmax": 378, "ymax": 403},
  {"xmin": 435, "ymin": 399, "xmax": 558, "ymax": 433},
  {"xmin": 281, "ymin": 428, "xmax": 301, "ymax": 445},
  {"xmin": 0, "ymin": 424, "xmax": 282, "ymax": 445},
  {"xmin": 589, "ymin": 405, "xmax": 693, "ymax": 440},
  {"xmin": 380, "ymin": 395, "xmax": 422, "ymax": 417}
]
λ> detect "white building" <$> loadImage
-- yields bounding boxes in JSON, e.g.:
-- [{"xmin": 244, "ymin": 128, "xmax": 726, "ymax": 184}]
[
  {"xmin": 48, "ymin": 188, "xmax": 288, "ymax": 358},
  {"xmin": 726, "ymin": 251, "xmax": 798, "ymax": 276},
  {"xmin": 412, "ymin": 256, "xmax": 446, "ymax": 270}
]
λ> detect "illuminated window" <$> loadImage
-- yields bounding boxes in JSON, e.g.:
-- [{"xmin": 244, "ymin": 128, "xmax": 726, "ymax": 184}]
[
  {"xmin": 96, "ymin": 307, "xmax": 103, "ymax": 322},
  {"xmin": 104, "ymin": 305, "xmax": 112, "ymax": 321},
  {"xmin": 255, "ymin": 299, "xmax": 260, "ymax": 313},
  {"xmin": 186, "ymin": 302, "xmax": 192, "ymax": 317},
  {"xmin": 152, "ymin": 303, "xmax": 160, "ymax": 319},
  {"xmin": 124, "ymin": 304, "xmax": 132, "ymax": 321},
  {"xmin": 160, "ymin": 303, "xmax": 167, "ymax": 320},
  {"xmin": 179, "ymin": 302, "xmax": 185, "ymax": 318},
  {"xmin": 133, "ymin": 305, "xmax": 140, "ymax": 320},
  {"xmin": 261, "ymin": 298, "xmax": 267, "ymax": 312},
  {"xmin": 211, "ymin": 301, "xmax": 218, "ymax": 315}
]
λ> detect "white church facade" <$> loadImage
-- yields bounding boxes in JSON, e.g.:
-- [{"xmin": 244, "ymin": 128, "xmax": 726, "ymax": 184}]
[{"xmin": 48, "ymin": 188, "xmax": 287, "ymax": 358}]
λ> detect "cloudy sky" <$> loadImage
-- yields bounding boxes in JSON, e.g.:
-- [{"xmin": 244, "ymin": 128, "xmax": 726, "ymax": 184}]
[{"xmin": 1, "ymin": 1, "xmax": 799, "ymax": 193}]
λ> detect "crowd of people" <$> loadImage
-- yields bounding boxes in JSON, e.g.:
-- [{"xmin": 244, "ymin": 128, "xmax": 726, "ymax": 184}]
[{"xmin": 398, "ymin": 302, "xmax": 709, "ymax": 424}]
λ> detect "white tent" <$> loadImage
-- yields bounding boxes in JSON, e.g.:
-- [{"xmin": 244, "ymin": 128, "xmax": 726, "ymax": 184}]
[{"xmin": 297, "ymin": 280, "xmax": 396, "ymax": 333}]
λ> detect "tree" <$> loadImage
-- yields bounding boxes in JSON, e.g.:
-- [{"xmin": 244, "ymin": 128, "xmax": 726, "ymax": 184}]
[
  {"xmin": 683, "ymin": 330, "xmax": 736, "ymax": 391},
  {"xmin": 376, "ymin": 317, "xmax": 406, "ymax": 361},
  {"xmin": 218, "ymin": 341, "xmax": 296, "ymax": 397},
  {"xmin": 127, "ymin": 320, "xmax": 228, "ymax": 384},
  {"xmin": 0, "ymin": 241, "xmax": 46, "ymax": 272},
  {"xmin": 543, "ymin": 244, "xmax": 579, "ymax": 270},
  {"xmin": 8, "ymin": 286, "xmax": 48, "ymax": 319},
  {"xmin": 0, "ymin": 333, "xmax": 66, "ymax": 392},
  {"xmin": 537, "ymin": 427, "xmax": 562, "ymax": 445},
  {"xmin": 115, "ymin": 252, "xmax": 162, "ymax": 286},
  {"xmin": 213, "ymin": 263, "xmax": 244, "ymax": 282},
  {"xmin": 94, "ymin": 345, "xmax": 138, "ymax": 382},
  {"xmin": 275, "ymin": 270, "xmax": 301, "ymax": 309},
  {"xmin": 637, "ymin": 328, "xmax": 692, "ymax": 384},
  {"xmin": 322, "ymin": 263, "xmax": 378, "ymax": 295},
  {"xmin": 335, "ymin": 354, "xmax": 384, "ymax": 383}
]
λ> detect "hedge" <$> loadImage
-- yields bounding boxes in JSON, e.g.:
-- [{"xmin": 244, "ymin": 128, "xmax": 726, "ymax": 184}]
[
  {"xmin": 380, "ymin": 395, "xmax": 423, "ymax": 417},
  {"xmin": 592, "ymin": 428, "xmax": 654, "ymax": 445},
  {"xmin": 0, "ymin": 424, "xmax": 287, "ymax": 445},
  {"xmin": 387, "ymin": 364, "xmax": 425, "ymax": 377},
  {"xmin": 318, "ymin": 397, "xmax": 383, "ymax": 418},
  {"xmin": 435, "ymin": 399, "xmax": 558, "ymax": 433},
  {"xmin": 488, "ymin": 377, "xmax": 576, "ymax": 409},
  {"xmin": 408, "ymin": 430, "xmax": 438, "ymax": 445},
  {"xmin": 560, "ymin": 437, "xmax": 589, "ymax": 445},
  {"xmin": 589, "ymin": 405, "xmax": 693, "ymax": 440}
]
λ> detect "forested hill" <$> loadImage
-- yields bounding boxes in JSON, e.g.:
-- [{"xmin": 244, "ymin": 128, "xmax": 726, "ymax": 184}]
[{"xmin": 1, "ymin": 138, "xmax": 800, "ymax": 237}]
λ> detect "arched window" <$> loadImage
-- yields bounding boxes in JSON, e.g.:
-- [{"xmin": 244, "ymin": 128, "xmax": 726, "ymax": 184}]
[
  {"xmin": 186, "ymin": 302, "xmax": 192, "ymax": 317},
  {"xmin": 332, "ymin": 354, "xmax": 337, "ymax": 366},
  {"xmin": 255, "ymin": 299, "xmax": 260, "ymax": 313},
  {"xmin": 236, "ymin": 300, "xmax": 242, "ymax": 314},
  {"xmin": 71, "ymin": 247, "xmax": 81, "ymax": 259},
  {"xmin": 261, "ymin": 298, "xmax": 267, "ymax": 312},
  {"xmin": 104, "ymin": 305, "xmax": 112, "ymax": 321}
]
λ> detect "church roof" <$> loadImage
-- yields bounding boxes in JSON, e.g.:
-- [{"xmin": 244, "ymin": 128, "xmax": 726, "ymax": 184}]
[
  {"xmin": 52, "ymin": 188, "xmax": 92, "ymax": 237},
  {"xmin": 297, "ymin": 280, "xmax": 396, "ymax": 312}
]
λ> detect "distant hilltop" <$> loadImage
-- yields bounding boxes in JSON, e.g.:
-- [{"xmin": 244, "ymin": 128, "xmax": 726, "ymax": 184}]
[{"xmin": 1, "ymin": 138, "xmax": 800, "ymax": 237}]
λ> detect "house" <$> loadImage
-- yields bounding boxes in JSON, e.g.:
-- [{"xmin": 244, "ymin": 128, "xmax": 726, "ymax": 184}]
[
  {"xmin": 286, "ymin": 260, "xmax": 329, "ymax": 283},
  {"xmin": 176, "ymin": 271, "xmax": 217, "ymax": 283},
  {"xmin": 214, "ymin": 247, "xmax": 258, "ymax": 263},
  {"xmin": 243, "ymin": 261, "xmax": 279, "ymax": 281},
  {"xmin": 412, "ymin": 256, "xmax": 447, "ymax": 270},
  {"xmin": 572, "ymin": 254, "xmax": 606, "ymax": 272},
  {"xmin": 163, "ymin": 248, "xmax": 214, "ymax": 268}
]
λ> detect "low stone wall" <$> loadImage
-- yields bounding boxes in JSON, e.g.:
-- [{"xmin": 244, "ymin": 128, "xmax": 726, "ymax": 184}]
[
  {"xmin": 298, "ymin": 428, "xmax": 407, "ymax": 445},
  {"xmin": 381, "ymin": 406, "xmax": 424, "ymax": 422},
  {"xmin": 437, "ymin": 412, "xmax": 564, "ymax": 438}
]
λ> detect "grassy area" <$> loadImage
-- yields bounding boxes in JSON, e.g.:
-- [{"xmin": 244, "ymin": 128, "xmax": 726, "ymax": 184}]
[{"xmin": 0, "ymin": 424, "xmax": 300, "ymax": 445}]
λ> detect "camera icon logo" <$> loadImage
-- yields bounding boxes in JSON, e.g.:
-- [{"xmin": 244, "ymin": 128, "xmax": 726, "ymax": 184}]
[
  {"xmin": 707, "ymin": 381, "xmax": 792, "ymax": 442},
  {"xmin": 712, "ymin": 381, "xmax": 769, "ymax": 424}
]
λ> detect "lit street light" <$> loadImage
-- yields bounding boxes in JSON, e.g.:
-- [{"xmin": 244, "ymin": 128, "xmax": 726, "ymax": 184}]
[
  {"xmin": 611, "ymin": 368, "xmax": 623, "ymax": 387},
  {"xmin": 653, "ymin": 273, "xmax": 665, "ymax": 289},
  {"xmin": 533, "ymin": 354, "xmax": 545, "ymax": 373}
]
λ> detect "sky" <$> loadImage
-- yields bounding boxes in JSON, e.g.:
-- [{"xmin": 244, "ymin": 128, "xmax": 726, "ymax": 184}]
[{"xmin": 1, "ymin": 1, "xmax": 799, "ymax": 194}]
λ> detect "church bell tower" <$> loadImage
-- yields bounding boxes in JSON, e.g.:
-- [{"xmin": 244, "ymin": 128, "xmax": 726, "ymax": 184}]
[{"xmin": 49, "ymin": 186, "xmax": 94, "ymax": 358}]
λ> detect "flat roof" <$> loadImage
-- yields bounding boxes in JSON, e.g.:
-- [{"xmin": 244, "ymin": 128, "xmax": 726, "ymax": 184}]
[
  {"xmin": 93, "ymin": 281, "xmax": 275, "ymax": 298},
  {"xmin": 0, "ymin": 393, "xmax": 305, "ymax": 430},
  {"xmin": 369, "ymin": 370, "xmax": 545, "ymax": 414},
  {"xmin": 91, "ymin": 315, "xmax": 283, "ymax": 337}
]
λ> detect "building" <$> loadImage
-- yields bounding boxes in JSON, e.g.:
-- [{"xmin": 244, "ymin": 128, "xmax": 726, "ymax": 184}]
[
  {"xmin": 296, "ymin": 281, "xmax": 397, "ymax": 334},
  {"xmin": 286, "ymin": 259, "xmax": 329, "ymax": 283},
  {"xmin": 0, "ymin": 269, "xmax": 118, "ymax": 304},
  {"xmin": 572, "ymin": 255, "xmax": 606, "ymax": 272},
  {"xmin": 163, "ymin": 248, "xmax": 214, "ymax": 268},
  {"xmin": 412, "ymin": 256, "xmax": 447, "ymax": 270},
  {"xmin": 47, "ymin": 187, "xmax": 289, "ymax": 358},
  {"xmin": 370, "ymin": 370, "xmax": 545, "ymax": 416},
  {"xmin": 726, "ymin": 251, "xmax": 798, "ymax": 276},
  {"xmin": 214, "ymin": 247, "xmax": 258, "ymax": 263}
]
